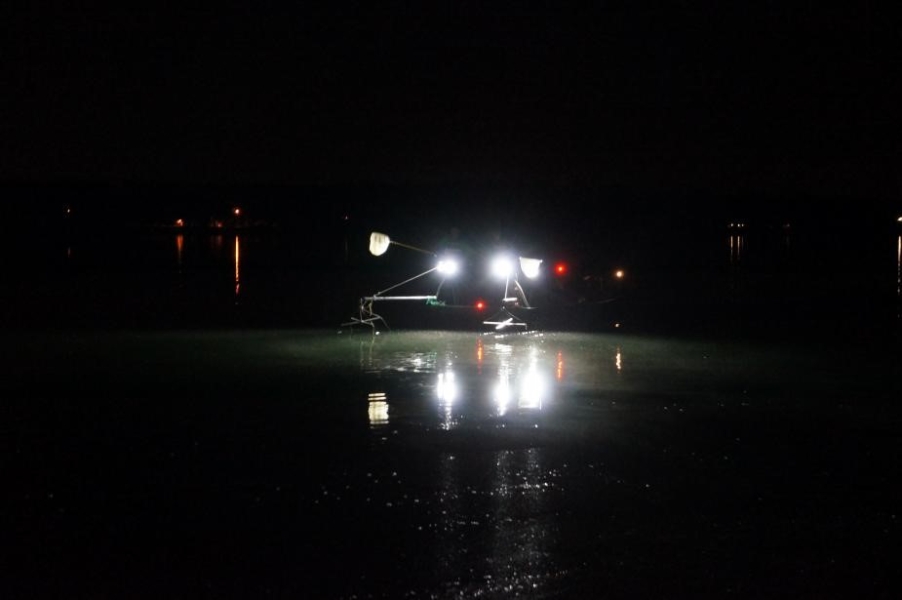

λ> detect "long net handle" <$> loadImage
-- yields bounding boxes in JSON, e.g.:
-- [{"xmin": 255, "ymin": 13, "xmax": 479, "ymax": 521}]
[
  {"xmin": 390, "ymin": 241, "xmax": 434, "ymax": 255},
  {"xmin": 374, "ymin": 267, "xmax": 438, "ymax": 296}
]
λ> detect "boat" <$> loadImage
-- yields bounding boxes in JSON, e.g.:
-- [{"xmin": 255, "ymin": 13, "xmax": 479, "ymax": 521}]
[{"xmin": 339, "ymin": 232, "xmax": 624, "ymax": 333}]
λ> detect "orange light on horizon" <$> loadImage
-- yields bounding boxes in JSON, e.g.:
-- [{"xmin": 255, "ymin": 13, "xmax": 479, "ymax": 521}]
[
  {"xmin": 234, "ymin": 207, "xmax": 241, "ymax": 216},
  {"xmin": 175, "ymin": 218, "xmax": 184, "ymax": 227},
  {"xmin": 614, "ymin": 269, "xmax": 624, "ymax": 279},
  {"xmin": 554, "ymin": 262, "xmax": 568, "ymax": 276}
]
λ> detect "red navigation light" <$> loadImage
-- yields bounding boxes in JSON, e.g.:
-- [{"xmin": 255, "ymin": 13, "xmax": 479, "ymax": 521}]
[
  {"xmin": 554, "ymin": 262, "xmax": 568, "ymax": 276},
  {"xmin": 475, "ymin": 300, "xmax": 486, "ymax": 311}
]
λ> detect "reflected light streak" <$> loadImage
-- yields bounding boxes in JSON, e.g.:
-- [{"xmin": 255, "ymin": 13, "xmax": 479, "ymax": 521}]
[
  {"xmin": 518, "ymin": 367, "xmax": 547, "ymax": 410},
  {"xmin": 615, "ymin": 347, "xmax": 622, "ymax": 371},
  {"xmin": 358, "ymin": 338, "xmax": 377, "ymax": 372},
  {"xmin": 897, "ymin": 236, "xmax": 901, "ymax": 320},
  {"xmin": 234, "ymin": 235, "xmax": 241, "ymax": 298},
  {"xmin": 176, "ymin": 234, "xmax": 184, "ymax": 267},
  {"xmin": 367, "ymin": 392, "xmax": 389, "ymax": 427},
  {"xmin": 729, "ymin": 234, "xmax": 743, "ymax": 264},
  {"xmin": 897, "ymin": 236, "xmax": 901, "ymax": 300},
  {"xmin": 555, "ymin": 351, "xmax": 564, "ymax": 381},
  {"xmin": 493, "ymin": 343, "xmax": 514, "ymax": 416},
  {"xmin": 437, "ymin": 369, "xmax": 458, "ymax": 429},
  {"xmin": 494, "ymin": 374, "xmax": 511, "ymax": 416},
  {"xmin": 437, "ymin": 370, "xmax": 458, "ymax": 403}
]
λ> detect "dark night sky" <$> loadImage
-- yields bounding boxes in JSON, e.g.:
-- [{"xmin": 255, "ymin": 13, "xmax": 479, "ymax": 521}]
[{"xmin": 2, "ymin": 3, "xmax": 899, "ymax": 213}]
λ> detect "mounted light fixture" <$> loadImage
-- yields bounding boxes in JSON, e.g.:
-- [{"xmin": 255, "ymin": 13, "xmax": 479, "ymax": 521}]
[
  {"xmin": 519, "ymin": 257, "xmax": 542, "ymax": 279},
  {"xmin": 342, "ymin": 232, "xmax": 460, "ymax": 331},
  {"xmin": 437, "ymin": 257, "xmax": 460, "ymax": 276},
  {"xmin": 491, "ymin": 255, "xmax": 515, "ymax": 279},
  {"xmin": 369, "ymin": 231, "xmax": 433, "ymax": 257}
]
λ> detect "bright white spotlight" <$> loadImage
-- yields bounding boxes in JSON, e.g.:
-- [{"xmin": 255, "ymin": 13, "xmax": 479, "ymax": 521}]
[
  {"xmin": 437, "ymin": 257, "xmax": 460, "ymax": 276},
  {"xmin": 491, "ymin": 255, "xmax": 514, "ymax": 279},
  {"xmin": 519, "ymin": 257, "xmax": 542, "ymax": 279}
]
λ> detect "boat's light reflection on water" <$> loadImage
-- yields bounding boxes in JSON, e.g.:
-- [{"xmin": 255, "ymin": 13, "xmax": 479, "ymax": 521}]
[
  {"xmin": 436, "ymin": 369, "xmax": 458, "ymax": 429},
  {"xmin": 493, "ymin": 343, "xmax": 549, "ymax": 415},
  {"xmin": 367, "ymin": 391, "xmax": 389, "ymax": 428},
  {"xmin": 357, "ymin": 332, "xmax": 573, "ymax": 596},
  {"xmin": 358, "ymin": 331, "xmax": 598, "ymax": 432}
]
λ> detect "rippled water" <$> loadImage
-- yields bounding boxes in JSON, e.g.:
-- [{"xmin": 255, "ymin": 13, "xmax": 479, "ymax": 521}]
[{"xmin": 4, "ymin": 327, "xmax": 899, "ymax": 598}]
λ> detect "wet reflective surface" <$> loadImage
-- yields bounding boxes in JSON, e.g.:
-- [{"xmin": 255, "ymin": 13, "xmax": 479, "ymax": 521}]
[{"xmin": 3, "ymin": 329, "xmax": 900, "ymax": 598}]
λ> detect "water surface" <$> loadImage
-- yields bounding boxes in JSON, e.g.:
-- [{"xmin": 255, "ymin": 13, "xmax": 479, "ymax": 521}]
[{"xmin": 3, "ymin": 328, "xmax": 899, "ymax": 598}]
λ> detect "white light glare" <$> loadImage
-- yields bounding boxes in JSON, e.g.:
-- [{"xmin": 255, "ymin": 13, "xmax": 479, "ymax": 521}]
[
  {"xmin": 494, "ymin": 376, "xmax": 511, "ymax": 416},
  {"xmin": 491, "ymin": 255, "xmax": 514, "ymax": 279},
  {"xmin": 437, "ymin": 370, "xmax": 458, "ymax": 403},
  {"xmin": 437, "ymin": 258, "xmax": 460, "ymax": 276},
  {"xmin": 519, "ymin": 368, "xmax": 547, "ymax": 409}
]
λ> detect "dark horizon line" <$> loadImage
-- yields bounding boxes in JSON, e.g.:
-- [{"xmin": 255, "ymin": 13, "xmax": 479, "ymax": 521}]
[{"xmin": 4, "ymin": 178, "xmax": 900, "ymax": 232}]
